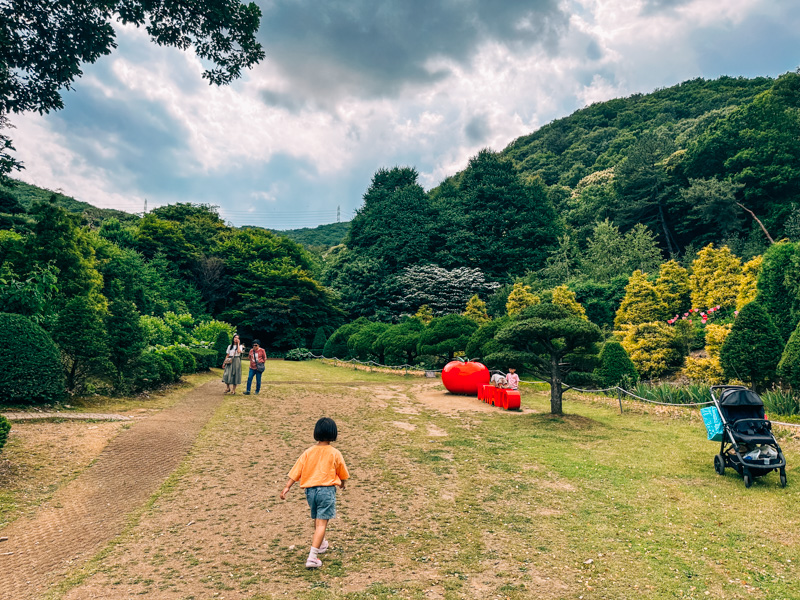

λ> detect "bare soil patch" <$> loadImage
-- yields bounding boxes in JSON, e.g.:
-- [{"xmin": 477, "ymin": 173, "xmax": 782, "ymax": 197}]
[
  {"xmin": 411, "ymin": 381, "xmax": 538, "ymax": 415},
  {"xmin": 0, "ymin": 379, "xmax": 227, "ymax": 599}
]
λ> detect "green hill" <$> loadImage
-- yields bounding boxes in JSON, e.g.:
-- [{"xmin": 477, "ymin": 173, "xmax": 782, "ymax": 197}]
[
  {"xmin": 0, "ymin": 179, "xmax": 139, "ymax": 226},
  {"xmin": 272, "ymin": 221, "xmax": 350, "ymax": 250}
]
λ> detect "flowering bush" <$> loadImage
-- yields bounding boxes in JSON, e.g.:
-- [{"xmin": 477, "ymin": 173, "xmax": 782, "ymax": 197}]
[{"xmin": 618, "ymin": 322, "xmax": 684, "ymax": 379}]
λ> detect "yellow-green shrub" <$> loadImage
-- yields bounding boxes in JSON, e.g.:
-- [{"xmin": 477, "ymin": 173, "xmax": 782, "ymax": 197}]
[
  {"xmin": 506, "ymin": 282, "xmax": 540, "ymax": 316},
  {"xmin": 551, "ymin": 285, "xmax": 587, "ymax": 319},
  {"xmin": 736, "ymin": 255, "xmax": 763, "ymax": 310},
  {"xmin": 618, "ymin": 321, "xmax": 684, "ymax": 379},
  {"xmin": 615, "ymin": 270, "xmax": 668, "ymax": 327},
  {"xmin": 689, "ymin": 244, "xmax": 741, "ymax": 309},
  {"xmin": 655, "ymin": 260, "xmax": 690, "ymax": 316},
  {"xmin": 463, "ymin": 295, "xmax": 490, "ymax": 324}
]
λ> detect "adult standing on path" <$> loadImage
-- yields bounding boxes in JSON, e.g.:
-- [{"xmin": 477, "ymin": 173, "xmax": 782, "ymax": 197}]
[
  {"xmin": 244, "ymin": 339, "xmax": 266, "ymax": 395},
  {"xmin": 222, "ymin": 334, "xmax": 244, "ymax": 394}
]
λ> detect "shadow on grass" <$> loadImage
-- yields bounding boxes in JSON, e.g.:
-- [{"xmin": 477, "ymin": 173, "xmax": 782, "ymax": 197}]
[{"xmin": 521, "ymin": 412, "xmax": 608, "ymax": 430}]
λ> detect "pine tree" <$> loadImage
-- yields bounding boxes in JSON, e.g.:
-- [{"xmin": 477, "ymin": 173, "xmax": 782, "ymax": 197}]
[
  {"xmin": 463, "ymin": 295, "xmax": 490, "ymax": 324},
  {"xmin": 655, "ymin": 260, "xmax": 690, "ymax": 317},
  {"xmin": 720, "ymin": 302, "xmax": 783, "ymax": 390},
  {"xmin": 778, "ymin": 321, "xmax": 800, "ymax": 391},
  {"xmin": 506, "ymin": 282, "xmax": 540, "ymax": 316},
  {"xmin": 595, "ymin": 341, "xmax": 638, "ymax": 388},
  {"xmin": 614, "ymin": 270, "xmax": 668, "ymax": 327}
]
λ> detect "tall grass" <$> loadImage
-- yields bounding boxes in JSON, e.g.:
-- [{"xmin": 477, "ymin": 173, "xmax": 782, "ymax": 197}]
[
  {"xmin": 627, "ymin": 382, "xmax": 711, "ymax": 405},
  {"xmin": 761, "ymin": 389, "xmax": 800, "ymax": 416}
]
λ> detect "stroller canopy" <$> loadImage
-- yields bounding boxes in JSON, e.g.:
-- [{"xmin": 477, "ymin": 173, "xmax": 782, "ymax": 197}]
[{"xmin": 720, "ymin": 389, "xmax": 764, "ymax": 407}]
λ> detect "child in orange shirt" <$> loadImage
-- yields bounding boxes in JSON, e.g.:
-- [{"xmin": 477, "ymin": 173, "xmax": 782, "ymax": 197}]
[{"xmin": 280, "ymin": 417, "xmax": 350, "ymax": 569}]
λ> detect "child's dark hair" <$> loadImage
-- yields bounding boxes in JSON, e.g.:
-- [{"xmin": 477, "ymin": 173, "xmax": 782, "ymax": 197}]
[{"xmin": 314, "ymin": 417, "xmax": 338, "ymax": 442}]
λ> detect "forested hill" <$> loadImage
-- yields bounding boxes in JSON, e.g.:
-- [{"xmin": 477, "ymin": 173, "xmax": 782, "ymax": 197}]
[
  {"xmin": 271, "ymin": 221, "xmax": 350, "ymax": 250},
  {"xmin": 324, "ymin": 72, "xmax": 800, "ymax": 320},
  {"xmin": 0, "ymin": 179, "xmax": 139, "ymax": 226}
]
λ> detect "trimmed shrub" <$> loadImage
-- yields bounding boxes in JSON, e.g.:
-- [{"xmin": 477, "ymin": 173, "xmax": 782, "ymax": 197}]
[
  {"xmin": 778, "ymin": 321, "xmax": 800, "ymax": 391},
  {"xmin": 311, "ymin": 327, "xmax": 329, "ymax": 355},
  {"xmin": 168, "ymin": 346, "xmax": 196, "ymax": 374},
  {"xmin": 720, "ymin": 302, "xmax": 783, "ymax": 390},
  {"xmin": 0, "ymin": 415, "xmax": 10, "ymax": 452},
  {"xmin": 133, "ymin": 352, "xmax": 172, "ymax": 391},
  {"xmin": 595, "ymin": 341, "xmax": 639, "ymax": 388},
  {"xmin": 158, "ymin": 351, "xmax": 183, "ymax": 382},
  {"xmin": 188, "ymin": 348, "xmax": 217, "ymax": 371},
  {"xmin": 214, "ymin": 330, "xmax": 231, "ymax": 361},
  {"xmin": 0, "ymin": 312, "xmax": 65, "ymax": 404},
  {"xmin": 285, "ymin": 348, "xmax": 310, "ymax": 361}
]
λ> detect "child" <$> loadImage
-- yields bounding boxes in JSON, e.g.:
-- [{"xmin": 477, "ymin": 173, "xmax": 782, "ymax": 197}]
[
  {"xmin": 280, "ymin": 417, "xmax": 350, "ymax": 569},
  {"xmin": 505, "ymin": 367, "xmax": 519, "ymax": 391}
]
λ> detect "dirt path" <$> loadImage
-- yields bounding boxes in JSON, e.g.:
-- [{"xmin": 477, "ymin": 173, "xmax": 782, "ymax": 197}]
[{"xmin": 0, "ymin": 380, "xmax": 227, "ymax": 598}]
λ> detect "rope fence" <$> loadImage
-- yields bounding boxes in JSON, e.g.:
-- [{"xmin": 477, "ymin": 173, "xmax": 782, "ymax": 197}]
[{"xmin": 304, "ymin": 353, "xmax": 800, "ymax": 428}]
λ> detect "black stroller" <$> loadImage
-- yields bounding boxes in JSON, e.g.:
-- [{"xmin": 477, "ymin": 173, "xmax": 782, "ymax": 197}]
[{"xmin": 711, "ymin": 385, "xmax": 787, "ymax": 488}]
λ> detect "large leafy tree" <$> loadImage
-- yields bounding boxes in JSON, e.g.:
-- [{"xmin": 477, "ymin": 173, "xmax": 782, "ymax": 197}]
[
  {"xmin": 391, "ymin": 264, "xmax": 499, "ymax": 317},
  {"xmin": 488, "ymin": 303, "xmax": 602, "ymax": 414},
  {"xmin": 52, "ymin": 296, "xmax": 109, "ymax": 392},
  {"xmin": 433, "ymin": 149, "xmax": 561, "ymax": 278},
  {"xmin": 684, "ymin": 72, "xmax": 800, "ymax": 240},
  {"xmin": 375, "ymin": 319, "xmax": 424, "ymax": 365},
  {"xmin": 0, "ymin": 0, "xmax": 265, "ymax": 178},
  {"xmin": 217, "ymin": 228, "xmax": 344, "ymax": 349},
  {"xmin": 756, "ymin": 241, "xmax": 800, "ymax": 342}
]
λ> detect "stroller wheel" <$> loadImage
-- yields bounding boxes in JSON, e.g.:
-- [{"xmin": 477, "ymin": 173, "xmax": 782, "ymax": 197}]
[
  {"xmin": 743, "ymin": 471, "xmax": 753, "ymax": 489},
  {"xmin": 780, "ymin": 468, "xmax": 787, "ymax": 488},
  {"xmin": 714, "ymin": 454, "xmax": 725, "ymax": 475}
]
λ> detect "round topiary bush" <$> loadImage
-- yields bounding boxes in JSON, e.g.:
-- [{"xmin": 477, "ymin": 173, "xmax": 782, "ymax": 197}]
[
  {"xmin": 169, "ymin": 346, "xmax": 197, "ymax": 374},
  {"xmin": 133, "ymin": 352, "xmax": 172, "ymax": 391},
  {"xmin": 158, "ymin": 351, "xmax": 183, "ymax": 382},
  {"xmin": 595, "ymin": 341, "xmax": 639, "ymax": 388},
  {"xmin": 0, "ymin": 415, "xmax": 11, "ymax": 452},
  {"xmin": 0, "ymin": 312, "xmax": 65, "ymax": 404},
  {"xmin": 188, "ymin": 347, "xmax": 217, "ymax": 371}
]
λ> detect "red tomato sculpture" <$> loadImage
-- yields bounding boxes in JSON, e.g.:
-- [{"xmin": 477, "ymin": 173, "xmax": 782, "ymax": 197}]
[{"xmin": 441, "ymin": 360, "xmax": 490, "ymax": 395}]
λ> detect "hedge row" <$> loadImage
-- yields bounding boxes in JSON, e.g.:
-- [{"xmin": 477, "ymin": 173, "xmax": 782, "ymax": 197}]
[{"xmin": 133, "ymin": 346, "xmax": 217, "ymax": 392}]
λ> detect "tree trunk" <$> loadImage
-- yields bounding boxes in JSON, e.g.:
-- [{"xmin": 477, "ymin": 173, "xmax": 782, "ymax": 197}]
[
  {"xmin": 550, "ymin": 356, "xmax": 563, "ymax": 415},
  {"xmin": 658, "ymin": 203, "xmax": 676, "ymax": 256}
]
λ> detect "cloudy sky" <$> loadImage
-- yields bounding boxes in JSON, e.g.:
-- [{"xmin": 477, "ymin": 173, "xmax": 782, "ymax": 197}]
[{"xmin": 10, "ymin": 0, "xmax": 800, "ymax": 229}]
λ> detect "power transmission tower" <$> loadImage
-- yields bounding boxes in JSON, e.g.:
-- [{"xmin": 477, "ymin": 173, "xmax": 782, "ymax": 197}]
[
  {"xmin": 337, "ymin": 205, "xmax": 340, "ymax": 223},
  {"xmin": 143, "ymin": 198, "xmax": 148, "ymax": 217}
]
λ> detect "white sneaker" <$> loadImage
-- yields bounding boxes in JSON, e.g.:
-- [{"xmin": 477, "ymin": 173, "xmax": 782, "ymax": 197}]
[
  {"xmin": 318, "ymin": 540, "xmax": 329, "ymax": 554},
  {"xmin": 306, "ymin": 556, "xmax": 322, "ymax": 569}
]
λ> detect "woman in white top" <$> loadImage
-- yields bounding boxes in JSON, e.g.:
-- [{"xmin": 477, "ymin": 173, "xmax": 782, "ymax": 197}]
[{"xmin": 222, "ymin": 334, "xmax": 244, "ymax": 394}]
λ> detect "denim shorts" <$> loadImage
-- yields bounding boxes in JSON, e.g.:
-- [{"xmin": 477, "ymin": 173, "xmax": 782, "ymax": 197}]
[{"xmin": 305, "ymin": 485, "xmax": 337, "ymax": 520}]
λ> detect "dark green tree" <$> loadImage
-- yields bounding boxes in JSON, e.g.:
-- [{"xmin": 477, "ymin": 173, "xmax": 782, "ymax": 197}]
[
  {"xmin": 217, "ymin": 228, "xmax": 344, "ymax": 349},
  {"xmin": 417, "ymin": 314, "xmax": 478, "ymax": 361},
  {"xmin": 594, "ymin": 341, "xmax": 638, "ymax": 388},
  {"xmin": 720, "ymin": 302, "xmax": 783, "ymax": 391},
  {"xmin": 311, "ymin": 327, "xmax": 330, "ymax": 355},
  {"xmin": 487, "ymin": 303, "xmax": 602, "ymax": 414},
  {"xmin": 433, "ymin": 150, "xmax": 561, "ymax": 278},
  {"xmin": 52, "ymin": 296, "xmax": 109, "ymax": 392},
  {"xmin": 755, "ymin": 241, "xmax": 799, "ymax": 341},
  {"xmin": 778, "ymin": 321, "xmax": 800, "ymax": 392},
  {"xmin": 346, "ymin": 168, "xmax": 435, "ymax": 271},
  {"xmin": 0, "ymin": 414, "xmax": 10, "ymax": 452},
  {"xmin": 24, "ymin": 200, "xmax": 103, "ymax": 298},
  {"xmin": 106, "ymin": 299, "xmax": 146, "ymax": 389}
]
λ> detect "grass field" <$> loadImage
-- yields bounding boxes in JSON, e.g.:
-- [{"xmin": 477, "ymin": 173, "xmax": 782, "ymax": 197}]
[{"xmin": 5, "ymin": 361, "xmax": 800, "ymax": 599}]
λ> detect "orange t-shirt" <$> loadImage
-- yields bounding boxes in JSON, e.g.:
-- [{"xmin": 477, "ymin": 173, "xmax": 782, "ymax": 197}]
[{"xmin": 288, "ymin": 444, "xmax": 350, "ymax": 488}]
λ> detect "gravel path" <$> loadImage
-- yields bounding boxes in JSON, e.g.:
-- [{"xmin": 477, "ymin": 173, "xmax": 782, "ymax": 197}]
[{"xmin": 0, "ymin": 380, "xmax": 226, "ymax": 598}]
